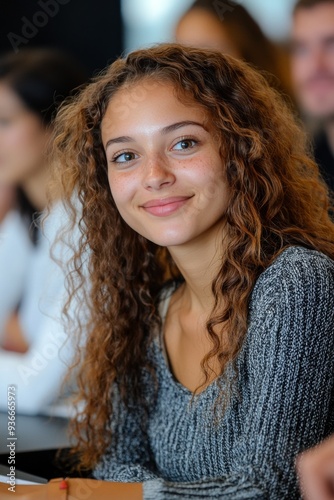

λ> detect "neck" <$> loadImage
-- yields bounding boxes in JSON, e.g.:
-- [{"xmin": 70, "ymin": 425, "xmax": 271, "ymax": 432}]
[{"xmin": 168, "ymin": 222, "xmax": 225, "ymax": 314}]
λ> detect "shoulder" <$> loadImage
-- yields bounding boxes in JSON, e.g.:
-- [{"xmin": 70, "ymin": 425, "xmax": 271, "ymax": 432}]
[
  {"xmin": 41, "ymin": 202, "xmax": 69, "ymax": 241},
  {"xmin": 267, "ymin": 244, "xmax": 334, "ymax": 272},
  {"xmin": 252, "ymin": 246, "xmax": 334, "ymax": 301},
  {"xmin": 249, "ymin": 246, "xmax": 334, "ymax": 335},
  {"xmin": 1, "ymin": 209, "xmax": 28, "ymax": 236},
  {"xmin": 245, "ymin": 247, "xmax": 334, "ymax": 360}
]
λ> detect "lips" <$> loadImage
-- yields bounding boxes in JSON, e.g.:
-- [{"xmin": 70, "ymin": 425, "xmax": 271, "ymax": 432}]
[{"xmin": 141, "ymin": 196, "xmax": 192, "ymax": 216}]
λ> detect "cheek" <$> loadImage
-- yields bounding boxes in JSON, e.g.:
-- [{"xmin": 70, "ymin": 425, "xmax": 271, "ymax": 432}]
[
  {"xmin": 0, "ymin": 123, "xmax": 47, "ymax": 185},
  {"xmin": 186, "ymin": 155, "xmax": 224, "ymax": 190},
  {"xmin": 6, "ymin": 120, "xmax": 45, "ymax": 162},
  {"xmin": 199, "ymin": 161, "xmax": 228, "ymax": 204},
  {"xmin": 291, "ymin": 57, "xmax": 310, "ymax": 83},
  {"xmin": 107, "ymin": 172, "xmax": 136, "ymax": 210},
  {"xmin": 200, "ymin": 179, "xmax": 228, "ymax": 214},
  {"xmin": 107, "ymin": 174, "xmax": 143, "ymax": 233},
  {"xmin": 0, "ymin": 126, "xmax": 23, "ymax": 155}
]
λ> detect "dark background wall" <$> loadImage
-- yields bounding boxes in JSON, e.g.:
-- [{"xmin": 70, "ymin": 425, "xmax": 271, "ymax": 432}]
[{"xmin": 0, "ymin": 0, "xmax": 124, "ymax": 76}]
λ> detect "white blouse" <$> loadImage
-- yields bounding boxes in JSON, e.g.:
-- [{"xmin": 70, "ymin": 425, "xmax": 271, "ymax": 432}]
[{"xmin": 0, "ymin": 204, "xmax": 78, "ymax": 415}]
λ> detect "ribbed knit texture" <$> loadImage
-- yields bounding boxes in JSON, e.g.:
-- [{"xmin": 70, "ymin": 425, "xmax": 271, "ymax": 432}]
[{"xmin": 94, "ymin": 247, "xmax": 334, "ymax": 499}]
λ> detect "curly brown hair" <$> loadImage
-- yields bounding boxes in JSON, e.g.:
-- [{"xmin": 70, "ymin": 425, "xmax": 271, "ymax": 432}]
[{"xmin": 51, "ymin": 43, "xmax": 334, "ymax": 471}]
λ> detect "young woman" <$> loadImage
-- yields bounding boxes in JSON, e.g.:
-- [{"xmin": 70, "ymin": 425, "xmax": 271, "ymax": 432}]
[
  {"xmin": 52, "ymin": 44, "xmax": 334, "ymax": 498},
  {"xmin": 0, "ymin": 48, "xmax": 86, "ymax": 414}
]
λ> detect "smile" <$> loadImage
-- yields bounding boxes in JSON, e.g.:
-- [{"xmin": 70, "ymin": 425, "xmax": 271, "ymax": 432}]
[{"xmin": 141, "ymin": 196, "xmax": 192, "ymax": 216}]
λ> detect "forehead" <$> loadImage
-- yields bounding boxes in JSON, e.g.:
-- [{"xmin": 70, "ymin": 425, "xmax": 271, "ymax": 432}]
[
  {"xmin": 101, "ymin": 79, "xmax": 210, "ymax": 135},
  {"xmin": 106, "ymin": 78, "xmax": 199, "ymax": 111},
  {"xmin": 292, "ymin": 3, "xmax": 334, "ymax": 40}
]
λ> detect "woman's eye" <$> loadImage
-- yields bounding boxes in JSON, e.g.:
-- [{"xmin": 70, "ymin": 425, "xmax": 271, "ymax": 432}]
[
  {"xmin": 112, "ymin": 152, "xmax": 138, "ymax": 163},
  {"xmin": 172, "ymin": 139, "xmax": 197, "ymax": 151}
]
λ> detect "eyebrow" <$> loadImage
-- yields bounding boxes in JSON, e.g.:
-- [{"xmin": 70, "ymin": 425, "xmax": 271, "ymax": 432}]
[{"xmin": 105, "ymin": 120, "xmax": 206, "ymax": 150}]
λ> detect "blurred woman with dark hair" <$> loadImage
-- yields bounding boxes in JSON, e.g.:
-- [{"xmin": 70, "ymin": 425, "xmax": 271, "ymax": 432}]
[
  {"xmin": 0, "ymin": 48, "xmax": 87, "ymax": 414},
  {"xmin": 175, "ymin": 0, "xmax": 293, "ymax": 101}
]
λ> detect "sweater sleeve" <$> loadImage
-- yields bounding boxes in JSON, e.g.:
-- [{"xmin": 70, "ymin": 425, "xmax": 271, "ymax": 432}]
[
  {"xmin": 94, "ymin": 381, "xmax": 159, "ymax": 482},
  {"xmin": 142, "ymin": 250, "xmax": 334, "ymax": 499}
]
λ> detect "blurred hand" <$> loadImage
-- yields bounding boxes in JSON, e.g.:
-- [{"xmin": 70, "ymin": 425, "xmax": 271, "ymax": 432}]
[{"xmin": 297, "ymin": 435, "xmax": 334, "ymax": 500}]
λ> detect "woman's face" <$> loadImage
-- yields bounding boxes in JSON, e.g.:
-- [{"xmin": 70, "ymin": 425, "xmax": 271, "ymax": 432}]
[
  {"xmin": 0, "ymin": 82, "xmax": 49, "ymax": 185},
  {"xmin": 101, "ymin": 79, "xmax": 230, "ymax": 249},
  {"xmin": 175, "ymin": 9, "xmax": 240, "ymax": 58}
]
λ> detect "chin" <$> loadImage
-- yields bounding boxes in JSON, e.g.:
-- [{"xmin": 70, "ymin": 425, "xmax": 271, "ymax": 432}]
[
  {"xmin": 146, "ymin": 236, "xmax": 188, "ymax": 247},
  {"xmin": 141, "ymin": 229, "xmax": 193, "ymax": 248}
]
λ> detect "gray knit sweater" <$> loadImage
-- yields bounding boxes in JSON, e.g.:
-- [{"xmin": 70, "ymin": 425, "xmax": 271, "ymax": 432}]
[{"xmin": 94, "ymin": 246, "xmax": 334, "ymax": 499}]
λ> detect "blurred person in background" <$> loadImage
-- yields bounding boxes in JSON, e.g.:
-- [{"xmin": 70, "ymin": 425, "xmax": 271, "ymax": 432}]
[
  {"xmin": 175, "ymin": 0, "xmax": 293, "ymax": 101},
  {"xmin": 290, "ymin": 6, "xmax": 334, "ymax": 497},
  {"xmin": 290, "ymin": 0, "xmax": 334, "ymax": 192},
  {"xmin": 297, "ymin": 434, "xmax": 334, "ymax": 500},
  {"xmin": 0, "ymin": 48, "xmax": 87, "ymax": 415}
]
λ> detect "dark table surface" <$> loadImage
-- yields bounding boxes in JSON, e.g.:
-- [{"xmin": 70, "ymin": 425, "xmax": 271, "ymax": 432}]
[
  {"xmin": 0, "ymin": 411, "xmax": 75, "ymax": 480},
  {"xmin": 0, "ymin": 411, "xmax": 70, "ymax": 453}
]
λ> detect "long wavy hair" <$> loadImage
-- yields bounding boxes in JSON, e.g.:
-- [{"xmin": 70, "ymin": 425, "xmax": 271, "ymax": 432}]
[{"xmin": 51, "ymin": 43, "xmax": 334, "ymax": 471}]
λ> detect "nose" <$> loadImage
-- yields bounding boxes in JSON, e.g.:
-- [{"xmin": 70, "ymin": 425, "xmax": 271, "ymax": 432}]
[{"xmin": 142, "ymin": 155, "xmax": 175, "ymax": 191}]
